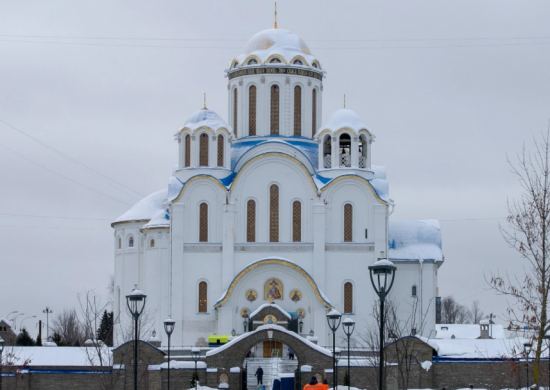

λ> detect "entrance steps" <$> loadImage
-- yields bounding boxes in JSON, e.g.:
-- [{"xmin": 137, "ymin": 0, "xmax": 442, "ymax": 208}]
[{"xmin": 245, "ymin": 357, "xmax": 298, "ymax": 390}]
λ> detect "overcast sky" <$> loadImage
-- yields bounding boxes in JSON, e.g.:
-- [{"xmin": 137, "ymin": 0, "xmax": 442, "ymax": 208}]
[{"xmin": 1, "ymin": 0, "xmax": 549, "ymax": 336}]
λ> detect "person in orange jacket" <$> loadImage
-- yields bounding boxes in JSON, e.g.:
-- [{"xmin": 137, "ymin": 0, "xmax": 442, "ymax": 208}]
[
  {"xmin": 303, "ymin": 377, "xmax": 325, "ymax": 390},
  {"xmin": 322, "ymin": 378, "xmax": 329, "ymax": 390}
]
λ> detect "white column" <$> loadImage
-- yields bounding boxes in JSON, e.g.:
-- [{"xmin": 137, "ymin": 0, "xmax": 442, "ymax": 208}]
[
  {"xmin": 222, "ymin": 202, "xmax": 235, "ymax": 287},
  {"xmin": 373, "ymin": 204, "xmax": 387, "ymax": 258},
  {"xmin": 313, "ymin": 203, "xmax": 326, "ymax": 291},
  {"xmin": 351, "ymin": 136, "xmax": 359, "ymax": 168},
  {"xmin": 211, "ymin": 134, "xmax": 218, "ymax": 167},
  {"xmin": 170, "ymin": 203, "xmax": 185, "ymax": 346},
  {"xmin": 331, "ymin": 137, "xmax": 338, "ymax": 168}
]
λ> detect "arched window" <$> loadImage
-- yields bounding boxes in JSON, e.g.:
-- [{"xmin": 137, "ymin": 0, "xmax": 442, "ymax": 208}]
[
  {"xmin": 270, "ymin": 58, "xmax": 282, "ymax": 63},
  {"xmin": 217, "ymin": 135, "xmax": 224, "ymax": 167},
  {"xmin": 293, "ymin": 59, "xmax": 303, "ymax": 65},
  {"xmin": 233, "ymin": 88, "xmax": 238, "ymax": 137},
  {"xmin": 199, "ymin": 203, "xmax": 208, "ymax": 242},
  {"xmin": 412, "ymin": 285, "xmax": 417, "ymax": 297},
  {"xmin": 359, "ymin": 134, "xmax": 368, "ymax": 168},
  {"xmin": 118, "ymin": 237, "xmax": 121, "ymax": 249},
  {"xmin": 150, "ymin": 239, "xmax": 155, "ymax": 248},
  {"xmin": 294, "ymin": 85, "xmax": 302, "ymax": 136},
  {"xmin": 344, "ymin": 204, "xmax": 353, "ymax": 242},
  {"xmin": 270, "ymin": 85, "xmax": 280, "ymax": 135},
  {"xmin": 185, "ymin": 134, "xmax": 191, "ymax": 167},
  {"xmin": 339, "ymin": 133, "xmax": 351, "ymax": 167},
  {"xmin": 128, "ymin": 236, "xmax": 134, "ymax": 248},
  {"xmin": 269, "ymin": 184, "xmax": 279, "ymax": 242},
  {"xmin": 312, "ymin": 89, "xmax": 317, "ymax": 137},
  {"xmin": 199, "ymin": 133, "xmax": 209, "ymax": 166},
  {"xmin": 198, "ymin": 281, "xmax": 208, "ymax": 313},
  {"xmin": 344, "ymin": 282, "xmax": 353, "ymax": 313},
  {"xmin": 292, "ymin": 201, "xmax": 301, "ymax": 242},
  {"xmin": 247, "ymin": 59, "xmax": 258, "ymax": 65},
  {"xmin": 323, "ymin": 135, "xmax": 332, "ymax": 168},
  {"xmin": 247, "ymin": 200, "xmax": 256, "ymax": 243},
  {"xmin": 249, "ymin": 85, "xmax": 257, "ymax": 136},
  {"xmin": 312, "ymin": 62, "xmax": 319, "ymax": 69}
]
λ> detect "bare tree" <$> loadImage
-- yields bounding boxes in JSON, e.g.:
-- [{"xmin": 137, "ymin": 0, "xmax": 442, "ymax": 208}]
[
  {"xmin": 440, "ymin": 295, "xmax": 471, "ymax": 324},
  {"xmin": 469, "ymin": 300, "xmax": 485, "ymax": 325},
  {"xmin": 488, "ymin": 130, "xmax": 550, "ymax": 387},
  {"xmin": 51, "ymin": 308, "xmax": 84, "ymax": 346}
]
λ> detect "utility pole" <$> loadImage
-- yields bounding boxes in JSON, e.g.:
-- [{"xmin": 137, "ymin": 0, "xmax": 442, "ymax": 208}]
[{"xmin": 42, "ymin": 307, "xmax": 53, "ymax": 340}]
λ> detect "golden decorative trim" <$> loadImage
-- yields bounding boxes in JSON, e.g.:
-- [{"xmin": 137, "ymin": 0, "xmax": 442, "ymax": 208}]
[
  {"xmin": 243, "ymin": 55, "xmax": 262, "ymax": 65},
  {"xmin": 290, "ymin": 55, "xmax": 309, "ymax": 66},
  {"xmin": 230, "ymin": 58, "xmax": 239, "ymax": 68},
  {"xmin": 111, "ymin": 219, "xmax": 150, "ymax": 228},
  {"xmin": 214, "ymin": 259, "xmax": 332, "ymax": 309},
  {"xmin": 317, "ymin": 129, "xmax": 332, "ymax": 138},
  {"xmin": 171, "ymin": 175, "xmax": 227, "ymax": 204},
  {"xmin": 230, "ymin": 152, "xmax": 317, "ymax": 194},
  {"xmin": 264, "ymin": 54, "xmax": 287, "ymax": 65},
  {"xmin": 320, "ymin": 175, "xmax": 387, "ymax": 205},
  {"xmin": 358, "ymin": 129, "xmax": 372, "ymax": 137},
  {"xmin": 140, "ymin": 226, "xmax": 169, "ymax": 232},
  {"xmin": 178, "ymin": 127, "xmax": 192, "ymax": 136},
  {"xmin": 334, "ymin": 127, "xmax": 357, "ymax": 136},
  {"xmin": 216, "ymin": 127, "xmax": 231, "ymax": 135},
  {"xmin": 193, "ymin": 126, "xmax": 215, "ymax": 135}
]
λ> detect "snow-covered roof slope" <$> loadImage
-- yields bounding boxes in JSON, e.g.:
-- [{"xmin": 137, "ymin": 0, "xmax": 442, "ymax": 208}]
[
  {"xmin": 5, "ymin": 346, "xmax": 111, "ymax": 366},
  {"xmin": 112, "ymin": 189, "xmax": 167, "ymax": 225},
  {"xmin": 317, "ymin": 109, "xmax": 374, "ymax": 136},
  {"xmin": 436, "ymin": 324, "xmax": 505, "ymax": 339},
  {"xmin": 249, "ymin": 303, "xmax": 291, "ymax": 319},
  {"xmin": 179, "ymin": 109, "xmax": 232, "ymax": 134},
  {"xmin": 235, "ymin": 28, "xmax": 319, "ymax": 69},
  {"xmin": 388, "ymin": 220, "xmax": 442, "ymax": 261},
  {"xmin": 422, "ymin": 336, "xmax": 532, "ymax": 359}
]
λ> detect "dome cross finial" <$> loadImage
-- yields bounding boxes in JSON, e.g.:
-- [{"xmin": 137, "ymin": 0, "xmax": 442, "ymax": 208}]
[
  {"xmin": 203, "ymin": 93, "xmax": 207, "ymax": 110},
  {"xmin": 274, "ymin": 2, "xmax": 278, "ymax": 29}
]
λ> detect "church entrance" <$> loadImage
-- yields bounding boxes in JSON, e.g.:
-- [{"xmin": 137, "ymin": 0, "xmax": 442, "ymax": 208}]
[{"xmin": 263, "ymin": 340, "xmax": 283, "ymax": 358}]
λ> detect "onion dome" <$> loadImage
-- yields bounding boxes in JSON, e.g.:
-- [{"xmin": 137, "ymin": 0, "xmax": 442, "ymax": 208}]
[
  {"xmin": 318, "ymin": 109, "xmax": 374, "ymax": 136},
  {"xmin": 231, "ymin": 28, "xmax": 321, "ymax": 70},
  {"xmin": 180, "ymin": 108, "xmax": 232, "ymax": 134}
]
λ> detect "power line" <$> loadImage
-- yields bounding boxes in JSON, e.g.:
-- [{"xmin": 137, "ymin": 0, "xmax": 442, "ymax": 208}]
[
  {"xmin": 0, "ymin": 213, "xmax": 111, "ymax": 221},
  {"xmin": 0, "ymin": 118, "xmax": 144, "ymax": 198},
  {"xmin": 0, "ymin": 225, "xmax": 111, "ymax": 230},
  {"xmin": 0, "ymin": 142, "xmax": 133, "ymax": 206}
]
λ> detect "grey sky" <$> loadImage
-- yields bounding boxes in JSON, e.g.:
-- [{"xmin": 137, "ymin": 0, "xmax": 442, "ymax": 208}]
[{"xmin": 1, "ymin": 0, "xmax": 548, "ymax": 335}]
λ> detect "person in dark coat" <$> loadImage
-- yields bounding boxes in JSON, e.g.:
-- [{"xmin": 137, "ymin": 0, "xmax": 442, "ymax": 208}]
[{"xmin": 255, "ymin": 366, "xmax": 264, "ymax": 385}]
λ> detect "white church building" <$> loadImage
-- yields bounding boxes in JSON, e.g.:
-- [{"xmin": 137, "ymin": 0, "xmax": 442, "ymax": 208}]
[{"xmin": 112, "ymin": 25, "xmax": 443, "ymax": 350}]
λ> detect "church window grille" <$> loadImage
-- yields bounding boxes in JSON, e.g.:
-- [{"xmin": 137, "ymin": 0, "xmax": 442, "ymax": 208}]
[
  {"xmin": 199, "ymin": 133, "xmax": 209, "ymax": 166},
  {"xmin": 217, "ymin": 135, "xmax": 224, "ymax": 167},
  {"xmin": 412, "ymin": 285, "xmax": 417, "ymax": 297},
  {"xmin": 199, "ymin": 203, "xmax": 208, "ymax": 242},
  {"xmin": 344, "ymin": 204, "xmax": 353, "ymax": 242},
  {"xmin": 270, "ymin": 58, "xmax": 282, "ymax": 63},
  {"xmin": 150, "ymin": 239, "xmax": 155, "ymax": 248},
  {"xmin": 312, "ymin": 89, "xmax": 317, "ymax": 137},
  {"xmin": 270, "ymin": 85, "xmax": 280, "ymax": 135},
  {"xmin": 344, "ymin": 282, "xmax": 353, "ymax": 313},
  {"xmin": 247, "ymin": 59, "xmax": 258, "ymax": 65},
  {"xmin": 233, "ymin": 88, "xmax": 238, "ymax": 137},
  {"xmin": 185, "ymin": 135, "xmax": 191, "ymax": 167},
  {"xmin": 128, "ymin": 236, "xmax": 134, "ymax": 248},
  {"xmin": 118, "ymin": 237, "xmax": 121, "ymax": 249},
  {"xmin": 269, "ymin": 185, "xmax": 279, "ymax": 242},
  {"xmin": 249, "ymin": 85, "xmax": 257, "ymax": 136},
  {"xmin": 247, "ymin": 200, "xmax": 256, "ymax": 242},
  {"xmin": 294, "ymin": 86, "xmax": 302, "ymax": 136},
  {"xmin": 198, "ymin": 281, "xmax": 208, "ymax": 313},
  {"xmin": 292, "ymin": 201, "xmax": 301, "ymax": 242}
]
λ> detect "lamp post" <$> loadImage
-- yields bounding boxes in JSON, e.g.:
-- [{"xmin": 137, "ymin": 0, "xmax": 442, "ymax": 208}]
[
  {"xmin": 164, "ymin": 317, "xmax": 175, "ymax": 390},
  {"xmin": 309, "ymin": 329, "xmax": 314, "ymax": 337},
  {"xmin": 334, "ymin": 348, "xmax": 341, "ymax": 389},
  {"xmin": 42, "ymin": 307, "xmax": 52, "ymax": 339},
  {"xmin": 368, "ymin": 258, "xmax": 397, "ymax": 390},
  {"xmin": 19, "ymin": 316, "xmax": 36, "ymax": 331},
  {"xmin": 12, "ymin": 313, "xmax": 24, "ymax": 331},
  {"xmin": 5, "ymin": 311, "xmax": 17, "ymax": 321},
  {"xmin": 524, "ymin": 342, "xmax": 532, "ymax": 389},
  {"xmin": 126, "ymin": 287, "xmax": 147, "ymax": 390},
  {"xmin": 298, "ymin": 314, "xmax": 304, "ymax": 334},
  {"xmin": 0, "ymin": 336, "xmax": 4, "ymax": 390},
  {"xmin": 243, "ymin": 315, "xmax": 249, "ymax": 333},
  {"xmin": 543, "ymin": 334, "xmax": 550, "ymax": 389},
  {"xmin": 327, "ymin": 310, "xmax": 342, "ymax": 390},
  {"xmin": 342, "ymin": 317, "xmax": 355, "ymax": 390},
  {"xmin": 192, "ymin": 347, "xmax": 201, "ymax": 387}
]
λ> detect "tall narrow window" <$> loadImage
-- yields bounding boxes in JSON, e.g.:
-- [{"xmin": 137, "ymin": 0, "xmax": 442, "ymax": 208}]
[
  {"xmin": 344, "ymin": 282, "xmax": 353, "ymax": 313},
  {"xmin": 412, "ymin": 285, "xmax": 417, "ymax": 297},
  {"xmin": 270, "ymin": 85, "xmax": 280, "ymax": 135},
  {"xmin": 198, "ymin": 281, "xmax": 208, "ymax": 313},
  {"xmin": 344, "ymin": 203, "xmax": 353, "ymax": 242},
  {"xmin": 185, "ymin": 134, "xmax": 191, "ymax": 167},
  {"xmin": 150, "ymin": 239, "xmax": 155, "ymax": 248},
  {"xmin": 247, "ymin": 200, "xmax": 256, "ymax": 242},
  {"xmin": 269, "ymin": 185, "xmax": 279, "ymax": 242},
  {"xmin": 118, "ymin": 237, "xmax": 121, "ymax": 249},
  {"xmin": 128, "ymin": 236, "xmax": 134, "ymax": 247},
  {"xmin": 312, "ymin": 89, "xmax": 317, "ymax": 137},
  {"xmin": 294, "ymin": 85, "xmax": 302, "ymax": 136},
  {"xmin": 199, "ymin": 203, "xmax": 208, "ymax": 242},
  {"xmin": 233, "ymin": 88, "xmax": 238, "ymax": 137},
  {"xmin": 217, "ymin": 135, "xmax": 224, "ymax": 167},
  {"xmin": 249, "ymin": 85, "xmax": 257, "ymax": 136},
  {"xmin": 292, "ymin": 201, "xmax": 301, "ymax": 242},
  {"xmin": 199, "ymin": 133, "xmax": 209, "ymax": 166}
]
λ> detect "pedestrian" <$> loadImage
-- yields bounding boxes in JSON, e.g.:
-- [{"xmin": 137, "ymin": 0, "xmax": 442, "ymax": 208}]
[
  {"xmin": 303, "ymin": 376, "xmax": 324, "ymax": 390},
  {"xmin": 255, "ymin": 366, "xmax": 264, "ymax": 385},
  {"xmin": 288, "ymin": 347, "xmax": 294, "ymax": 360}
]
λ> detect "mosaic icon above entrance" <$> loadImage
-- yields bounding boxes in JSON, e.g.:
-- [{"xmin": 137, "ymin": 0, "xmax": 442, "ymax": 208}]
[{"xmin": 245, "ymin": 289, "xmax": 257, "ymax": 302}]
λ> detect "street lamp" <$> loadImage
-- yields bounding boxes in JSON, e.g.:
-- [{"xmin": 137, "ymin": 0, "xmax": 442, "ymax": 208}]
[
  {"xmin": 327, "ymin": 309, "xmax": 342, "ymax": 390},
  {"xmin": 342, "ymin": 317, "xmax": 355, "ymax": 390},
  {"xmin": 164, "ymin": 317, "xmax": 175, "ymax": 390},
  {"xmin": 12, "ymin": 313, "xmax": 24, "ymax": 330},
  {"xmin": 243, "ymin": 315, "xmax": 249, "ymax": 333},
  {"xmin": 524, "ymin": 342, "xmax": 532, "ymax": 389},
  {"xmin": 309, "ymin": 329, "xmax": 314, "ymax": 337},
  {"xmin": 5, "ymin": 311, "xmax": 17, "ymax": 321},
  {"xmin": 368, "ymin": 257, "xmax": 397, "ymax": 390},
  {"xmin": 0, "ymin": 336, "xmax": 4, "ymax": 390},
  {"xmin": 231, "ymin": 329, "xmax": 236, "ymax": 337},
  {"xmin": 298, "ymin": 313, "xmax": 304, "ymax": 334},
  {"xmin": 192, "ymin": 347, "xmax": 201, "ymax": 387},
  {"xmin": 20, "ymin": 316, "xmax": 36, "ymax": 331},
  {"xmin": 42, "ymin": 307, "xmax": 53, "ymax": 339},
  {"xmin": 126, "ymin": 287, "xmax": 147, "ymax": 390},
  {"xmin": 334, "ymin": 348, "xmax": 341, "ymax": 389}
]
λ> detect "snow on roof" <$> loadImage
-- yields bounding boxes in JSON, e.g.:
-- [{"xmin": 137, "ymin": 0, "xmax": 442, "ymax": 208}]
[
  {"xmin": 158, "ymin": 361, "xmax": 207, "ymax": 369},
  {"xmin": 371, "ymin": 259, "xmax": 395, "ymax": 267},
  {"xmin": 235, "ymin": 28, "xmax": 319, "ymax": 69},
  {"xmin": 249, "ymin": 303, "xmax": 291, "ymax": 319},
  {"xmin": 181, "ymin": 109, "xmax": 232, "ymax": 134},
  {"xmin": 422, "ymin": 336, "xmax": 531, "ymax": 359},
  {"xmin": 318, "ymin": 109, "xmax": 374, "ymax": 136},
  {"xmin": 436, "ymin": 324, "xmax": 505, "ymax": 339},
  {"xmin": 113, "ymin": 189, "xmax": 167, "ymax": 225},
  {"xmin": 5, "ymin": 346, "xmax": 111, "ymax": 366},
  {"xmin": 142, "ymin": 208, "xmax": 169, "ymax": 229},
  {"xmin": 167, "ymin": 176, "xmax": 184, "ymax": 203},
  {"xmin": 388, "ymin": 220, "xmax": 442, "ymax": 261},
  {"xmin": 0, "ymin": 318, "xmax": 13, "ymax": 327}
]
